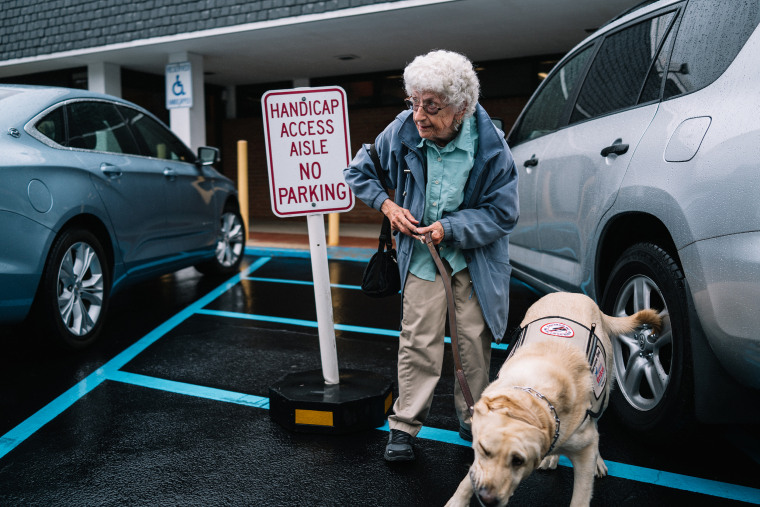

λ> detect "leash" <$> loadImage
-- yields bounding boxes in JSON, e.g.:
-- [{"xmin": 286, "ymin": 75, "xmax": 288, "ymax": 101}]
[{"xmin": 423, "ymin": 232, "xmax": 476, "ymax": 416}]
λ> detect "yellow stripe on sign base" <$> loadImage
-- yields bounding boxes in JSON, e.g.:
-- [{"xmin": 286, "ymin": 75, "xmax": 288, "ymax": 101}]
[
  {"xmin": 384, "ymin": 393, "xmax": 393, "ymax": 414},
  {"xmin": 295, "ymin": 409, "xmax": 334, "ymax": 426}
]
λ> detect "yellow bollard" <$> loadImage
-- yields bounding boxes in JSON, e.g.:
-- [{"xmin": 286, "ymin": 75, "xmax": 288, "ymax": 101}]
[
  {"xmin": 237, "ymin": 140, "xmax": 250, "ymax": 238},
  {"xmin": 327, "ymin": 213, "xmax": 340, "ymax": 246}
]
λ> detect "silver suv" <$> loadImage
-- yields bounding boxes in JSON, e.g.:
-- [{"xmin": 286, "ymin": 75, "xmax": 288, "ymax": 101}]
[{"xmin": 506, "ymin": 0, "xmax": 760, "ymax": 432}]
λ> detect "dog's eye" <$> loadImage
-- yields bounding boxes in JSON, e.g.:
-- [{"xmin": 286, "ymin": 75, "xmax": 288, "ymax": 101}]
[
  {"xmin": 511, "ymin": 455, "xmax": 525, "ymax": 468},
  {"xmin": 479, "ymin": 443, "xmax": 492, "ymax": 458}
]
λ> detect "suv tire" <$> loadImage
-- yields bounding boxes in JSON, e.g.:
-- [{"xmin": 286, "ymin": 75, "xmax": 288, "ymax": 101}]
[{"xmin": 602, "ymin": 242, "xmax": 693, "ymax": 433}]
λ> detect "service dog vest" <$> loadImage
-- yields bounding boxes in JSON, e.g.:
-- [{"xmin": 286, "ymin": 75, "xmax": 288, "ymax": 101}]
[{"xmin": 508, "ymin": 317, "xmax": 608, "ymax": 418}]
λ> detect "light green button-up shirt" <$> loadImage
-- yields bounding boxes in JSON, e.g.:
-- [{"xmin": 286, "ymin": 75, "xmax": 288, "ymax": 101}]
[{"xmin": 409, "ymin": 115, "xmax": 479, "ymax": 281}]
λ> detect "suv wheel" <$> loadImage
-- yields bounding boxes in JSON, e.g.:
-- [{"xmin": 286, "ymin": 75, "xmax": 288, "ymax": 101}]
[
  {"xmin": 601, "ymin": 243, "xmax": 692, "ymax": 433},
  {"xmin": 36, "ymin": 228, "xmax": 110, "ymax": 349},
  {"xmin": 195, "ymin": 205, "xmax": 245, "ymax": 276}
]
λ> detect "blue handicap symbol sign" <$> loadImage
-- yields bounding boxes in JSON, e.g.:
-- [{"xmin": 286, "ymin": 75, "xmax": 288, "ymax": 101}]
[{"xmin": 172, "ymin": 75, "xmax": 185, "ymax": 96}]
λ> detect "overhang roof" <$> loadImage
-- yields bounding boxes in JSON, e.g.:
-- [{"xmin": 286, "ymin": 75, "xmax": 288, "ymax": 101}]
[{"xmin": 0, "ymin": 0, "xmax": 643, "ymax": 86}]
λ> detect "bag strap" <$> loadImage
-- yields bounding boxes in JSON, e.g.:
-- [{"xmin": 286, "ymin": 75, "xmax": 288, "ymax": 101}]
[
  {"xmin": 367, "ymin": 143, "xmax": 390, "ymax": 191},
  {"xmin": 368, "ymin": 143, "xmax": 393, "ymax": 251},
  {"xmin": 424, "ymin": 231, "xmax": 476, "ymax": 416}
]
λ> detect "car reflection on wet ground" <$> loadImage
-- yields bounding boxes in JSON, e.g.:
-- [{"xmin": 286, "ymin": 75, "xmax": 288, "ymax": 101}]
[{"xmin": 0, "ymin": 246, "xmax": 758, "ymax": 506}]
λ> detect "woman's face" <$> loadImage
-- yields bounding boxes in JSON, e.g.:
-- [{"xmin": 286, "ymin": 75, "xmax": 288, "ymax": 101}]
[{"xmin": 409, "ymin": 91, "xmax": 465, "ymax": 147}]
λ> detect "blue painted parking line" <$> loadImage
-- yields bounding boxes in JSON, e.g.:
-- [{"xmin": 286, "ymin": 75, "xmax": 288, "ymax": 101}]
[
  {"xmin": 196, "ymin": 307, "xmax": 509, "ymax": 350},
  {"xmin": 0, "ymin": 257, "xmax": 271, "ymax": 460},
  {"xmin": 101, "ymin": 368, "xmax": 760, "ymax": 504},
  {"xmin": 245, "ymin": 276, "xmax": 362, "ymax": 291},
  {"xmin": 2, "ymin": 249, "xmax": 759, "ymax": 505},
  {"xmin": 196, "ymin": 308, "xmax": 401, "ymax": 338},
  {"xmin": 245, "ymin": 246, "xmax": 374, "ymax": 262},
  {"xmin": 108, "ymin": 370, "xmax": 270, "ymax": 409},
  {"xmin": 0, "ymin": 369, "xmax": 108, "ymax": 459}
]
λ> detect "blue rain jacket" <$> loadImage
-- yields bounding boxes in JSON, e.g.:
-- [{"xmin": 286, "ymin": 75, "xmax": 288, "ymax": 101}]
[{"xmin": 344, "ymin": 104, "xmax": 519, "ymax": 340}]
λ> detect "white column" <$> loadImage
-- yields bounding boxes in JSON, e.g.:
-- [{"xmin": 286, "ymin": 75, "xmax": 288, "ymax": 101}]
[
  {"xmin": 87, "ymin": 62, "xmax": 122, "ymax": 97},
  {"xmin": 168, "ymin": 52, "xmax": 206, "ymax": 151}
]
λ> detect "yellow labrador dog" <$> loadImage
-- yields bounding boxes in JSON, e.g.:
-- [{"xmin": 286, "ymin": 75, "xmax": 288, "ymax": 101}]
[{"xmin": 445, "ymin": 292, "xmax": 661, "ymax": 507}]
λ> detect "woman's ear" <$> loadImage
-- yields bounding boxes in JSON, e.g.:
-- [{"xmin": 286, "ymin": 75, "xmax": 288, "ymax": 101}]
[{"xmin": 455, "ymin": 103, "xmax": 467, "ymax": 124}]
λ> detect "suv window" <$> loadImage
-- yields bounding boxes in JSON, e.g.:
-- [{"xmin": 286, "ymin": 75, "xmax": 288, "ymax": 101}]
[
  {"xmin": 66, "ymin": 101, "xmax": 141, "ymax": 155},
  {"xmin": 570, "ymin": 11, "xmax": 676, "ymax": 124},
  {"xmin": 507, "ymin": 45, "xmax": 593, "ymax": 146},
  {"xmin": 663, "ymin": 0, "xmax": 760, "ymax": 100},
  {"xmin": 119, "ymin": 106, "xmax": 195, "ymax": 163},
  {"xmin": 638, "ymin": 12, "xmax": 680, "ymax": 104}
]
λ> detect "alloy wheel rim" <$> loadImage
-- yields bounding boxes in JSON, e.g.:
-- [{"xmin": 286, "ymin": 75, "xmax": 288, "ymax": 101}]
[
  {"xmin": 57, "ymin": 241, "xmax": 104, "ymax": 336},
  {"xmin": 611, "ymin": 274, "xmax": 673, "ymax": 412},
  {"xmin": 215, "ymin": 212, "xmax": 244, "ymax": 267}
]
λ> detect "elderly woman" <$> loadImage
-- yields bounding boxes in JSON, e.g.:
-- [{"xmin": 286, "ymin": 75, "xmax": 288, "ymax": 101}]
[{"xmin": 344, "ymin": 50, "xmax": 519, "ymax": 461}]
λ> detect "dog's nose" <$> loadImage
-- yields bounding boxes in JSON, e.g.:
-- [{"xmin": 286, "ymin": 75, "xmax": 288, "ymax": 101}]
[{"xmin": 477, "ymin": 489, "xmax": 499, "ymax": 507}]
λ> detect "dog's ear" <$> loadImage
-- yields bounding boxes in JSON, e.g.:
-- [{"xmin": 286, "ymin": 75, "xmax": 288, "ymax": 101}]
[
  {"xmin": 480, "ymin": 394, "xmax": 512, "ymax": 414},
  {"xmin": 481, "ymin": 394, "xmax": 540, "ymax": 424}
]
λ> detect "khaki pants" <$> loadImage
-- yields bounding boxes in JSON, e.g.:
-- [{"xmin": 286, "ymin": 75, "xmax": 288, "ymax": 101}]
[{"xmin": 388, "ymin": 266, "xmax": 492, "ymax": 437}]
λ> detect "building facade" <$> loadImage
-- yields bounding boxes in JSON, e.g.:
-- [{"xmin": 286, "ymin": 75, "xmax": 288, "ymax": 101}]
[{"xmin": 0, "ymin": 0, "xmax": 641, "ymax": 224}]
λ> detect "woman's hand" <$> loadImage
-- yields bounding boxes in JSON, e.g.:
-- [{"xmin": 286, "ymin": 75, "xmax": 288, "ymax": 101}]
[
  {"xmin": 416, "ymin": 221, "xmax": 444, "ymax": 245},
  {"xmin": 381, "ymin": 199, "xmax": 420, "ymax": 238}
]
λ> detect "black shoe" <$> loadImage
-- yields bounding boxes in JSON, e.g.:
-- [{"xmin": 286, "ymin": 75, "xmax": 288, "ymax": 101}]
[
  {"xmin": 459, "ymin": 424, "xmax": 473, "ymax": 442},
  {"xmin": 384, "ymin": 429, "xmax": 415, "ymax": 461}
]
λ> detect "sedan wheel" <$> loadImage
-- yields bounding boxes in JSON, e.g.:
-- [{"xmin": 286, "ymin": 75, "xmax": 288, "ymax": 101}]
[
  {"xmin": 196, "ymin": 206, "xmax": 245, "ymax": 276},
  {"xmin": 57, "ymin": 241, "xmax": 105, "ymax": 336},
  {"xmin": 36, "ymin": 228, "xmax": 110, "ymax": 349},
  {"xmin": 602, "ymin": 243, "xmax": 692, "ymax": 433}
]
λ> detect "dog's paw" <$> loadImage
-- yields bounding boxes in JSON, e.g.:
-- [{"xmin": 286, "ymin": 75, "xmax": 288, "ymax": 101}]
[
  {"xmin": 538, "ymin": 455, "xmax": 559, "ymax": 470},
  {"xmin": 445, "ymin": 475, "xmax": 474, "ymax": 506},
  {"xmin": 595, "ymin": 455, "xmax": 608, "ymax": 478}
]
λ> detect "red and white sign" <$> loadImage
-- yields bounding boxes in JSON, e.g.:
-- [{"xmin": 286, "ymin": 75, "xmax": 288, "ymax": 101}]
[
  {"xmin": 262, "ymin": 87, "xmax": 354, "ymax": 217},
  {"xmin": 540, "ymin": 322, "xmax": 575, "ymax": 338}
]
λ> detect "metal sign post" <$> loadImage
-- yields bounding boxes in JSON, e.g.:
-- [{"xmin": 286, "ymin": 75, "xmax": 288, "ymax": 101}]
[
  {"xmin": 306, "ymin": 214, "xmax": 339, "ymax": 384},
  {"xmin": 262, "ymin": 86, "xmax": 354, "ymax": 385}
]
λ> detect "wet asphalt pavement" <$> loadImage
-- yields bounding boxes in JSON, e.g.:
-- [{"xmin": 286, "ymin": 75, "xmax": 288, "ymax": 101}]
[{"xmin": 0, "ymin": 246, "xmax": 758, "ymax": 506}]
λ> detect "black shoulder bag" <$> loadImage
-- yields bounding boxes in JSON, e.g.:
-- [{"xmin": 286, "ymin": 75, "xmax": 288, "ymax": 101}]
[{"xmin": 360, "ymin": 144, "xmax": 401, "ymax": 298}]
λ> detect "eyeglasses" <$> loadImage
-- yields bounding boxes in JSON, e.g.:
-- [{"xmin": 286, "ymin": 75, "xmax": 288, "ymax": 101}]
[{"xmin": 404, "ymin": 97, "xmax": 448, "ymax": 115}]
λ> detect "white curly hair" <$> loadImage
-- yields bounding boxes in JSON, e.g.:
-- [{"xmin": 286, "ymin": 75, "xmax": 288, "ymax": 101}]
[{"xmin": 403, "ymin": 50, "xmax": 480, "ymax": 118}]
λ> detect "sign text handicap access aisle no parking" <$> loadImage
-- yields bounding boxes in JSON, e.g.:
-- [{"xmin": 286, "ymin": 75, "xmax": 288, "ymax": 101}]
[
  {"xmin": 262, "ymin": 86, "xmax": 353, "ymax": 385},
  {"xmin": 262, "ymin": 87, "xmax": 354, "ymax": 217},
  {"xmin": 165, "ymin": 62, "xmax": 193, "ymax": 109}
]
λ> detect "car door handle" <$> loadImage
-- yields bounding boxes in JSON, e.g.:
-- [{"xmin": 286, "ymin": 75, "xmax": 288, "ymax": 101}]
[
  {"xmin": 524, "ymin": 154, "xmax": 539, "ymax": 167},
  {"xmin": 100, "ymin": 163, "xmax": 122, "ymax": 178},
  {"xmin": 163, "ymin": 168, "xmax": 177, "ymax": 180},
  {"xmin": 600, "ymin": 139, "xmax": 629, "ymax": 157}
]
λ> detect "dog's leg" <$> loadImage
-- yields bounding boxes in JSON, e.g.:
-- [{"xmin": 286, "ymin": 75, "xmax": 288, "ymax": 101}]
[
  {"xmin": 595, "ymin": 453, "xmax": 608, "ymax": 478},
  {"xmin": 444, "ymin": 475, "xmax": 474, "ymax": 507},
  {"xmin": 538, "ymin": 454, "xmax": 559, "ymax": 470},
  {"xmin": 567, "ymin": 443, "xmax": 600, "ymax": 507}
]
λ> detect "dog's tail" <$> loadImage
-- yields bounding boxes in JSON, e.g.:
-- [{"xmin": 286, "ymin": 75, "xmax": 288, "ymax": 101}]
[{"xmin": 601, "ymin": 308, "xmax": 662, "ymax": 337}]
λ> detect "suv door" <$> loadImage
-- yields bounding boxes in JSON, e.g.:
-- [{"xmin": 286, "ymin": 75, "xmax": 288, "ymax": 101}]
[
  {"xmin": 507, "ymin": 45, "xmax": 595, "ymax": 275},
  {"xmin": 512, "ymin": 7, "xmax": 682, "ymax": 290}
]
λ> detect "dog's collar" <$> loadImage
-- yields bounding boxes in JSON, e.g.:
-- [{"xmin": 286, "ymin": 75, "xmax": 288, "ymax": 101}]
[{"xmin": 512, "ymin": 386, "xmax": 561, "ymax": 458}]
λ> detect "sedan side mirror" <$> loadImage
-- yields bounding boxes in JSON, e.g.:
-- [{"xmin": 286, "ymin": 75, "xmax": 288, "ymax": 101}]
[{"xmin": 197, "ymin": 146, "xmax": 220, "ymax": 166}]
